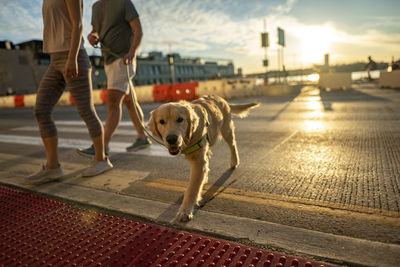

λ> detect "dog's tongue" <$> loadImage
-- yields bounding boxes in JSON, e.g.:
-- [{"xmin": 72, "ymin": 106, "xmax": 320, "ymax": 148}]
[{"xmin": 169, "ymin": 146, "xmax": 180, "ymax": 155}]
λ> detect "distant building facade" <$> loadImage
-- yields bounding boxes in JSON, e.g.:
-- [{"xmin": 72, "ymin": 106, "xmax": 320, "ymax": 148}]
[
  {"xmin": 0, "ymin": 40, "xmax": 49, "ymax": 95},
  {"xmin": 0, "ymin": 39, "xmax": 235, "ymax": 95},
  {"xmin": 90, "ymin": 51, "xmax": 235, "ymax": 88},
  {"xmin": 17, "ymin": 40, "xmax": 50, "ymax": 65}
]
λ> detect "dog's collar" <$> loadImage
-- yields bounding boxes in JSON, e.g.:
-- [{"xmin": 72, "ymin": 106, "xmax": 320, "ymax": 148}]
[{"xmin": 182, "ymin": 134, "xmax": 208, "ymax": 155}]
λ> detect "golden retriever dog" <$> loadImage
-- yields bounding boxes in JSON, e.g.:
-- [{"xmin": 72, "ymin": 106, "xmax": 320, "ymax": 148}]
[{"xmin": 148, "ymin": 95, "xmax": 260, "ymax": 222}]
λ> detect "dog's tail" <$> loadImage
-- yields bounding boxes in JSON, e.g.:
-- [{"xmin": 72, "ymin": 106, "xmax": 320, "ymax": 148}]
[{"xmin": 229, "ymin": 102, "xmax": 260, "ymax": 118}]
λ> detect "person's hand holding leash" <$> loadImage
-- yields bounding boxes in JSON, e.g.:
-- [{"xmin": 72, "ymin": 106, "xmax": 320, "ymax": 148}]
[
  {"xmin": 123, "ymin": 51, "xmax": 135, "ymax": 65},
  {"xmin": 87, "ymin": 32, "xmax": 99, "ymax": 47}
]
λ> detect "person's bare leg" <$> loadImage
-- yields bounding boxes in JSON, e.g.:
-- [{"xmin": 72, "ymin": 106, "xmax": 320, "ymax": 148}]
[
  {"xmin": 123, "ymin": 90, "xmax": 146, "ymax": 139},
  {"xmin": 43, "ymin": 136, "xmax": 60, "ymax": 169},
  {"xmin": 92, "ymin": 135, "xmax": 105, "ymax": 161},
  {"xmin": 104, "ymin": 89, "xmax": 125, "ymax": 146}
]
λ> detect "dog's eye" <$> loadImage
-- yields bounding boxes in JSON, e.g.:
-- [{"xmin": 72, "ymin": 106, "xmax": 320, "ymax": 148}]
[
  {"xmin": 177, "ymin": 117, "xmax": 183, "ymax": 123},
  {"xmin": 159, "ymin": 119, "xmax": 165, "ymax": 125}
]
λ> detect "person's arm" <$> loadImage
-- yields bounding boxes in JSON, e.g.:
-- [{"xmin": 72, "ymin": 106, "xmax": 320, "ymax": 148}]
[
  {"xmin": 87, "ymin": 26, "xmax": 99, "ymax": 47},
  {"xmin": 123, "ymin": 17, "xmax": 143, "ymax": 65},
  {"xmin": 64, "ymin": 0, "xmax": 83, "ymax": 79}
]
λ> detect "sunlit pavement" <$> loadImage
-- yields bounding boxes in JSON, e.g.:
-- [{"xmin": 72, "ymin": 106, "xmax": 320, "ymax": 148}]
[{"xmin": 0, "ymin": 82, "xmax": 399, "ymax": 266}]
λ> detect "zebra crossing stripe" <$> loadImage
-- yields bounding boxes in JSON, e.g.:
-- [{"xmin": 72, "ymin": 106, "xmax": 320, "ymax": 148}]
[
  {"xmin": 0, "ymin": 134, "xmax": 170, "ymax": 158},
  {"xmin": 11, "ymin": 126, "xmax": 139, "ymax": 136},
  {"xmin": 52, "ymin": 120, "xmax": 149, "ymax": 126}
]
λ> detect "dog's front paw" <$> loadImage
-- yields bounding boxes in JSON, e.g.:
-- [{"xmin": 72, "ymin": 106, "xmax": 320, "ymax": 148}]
[
  {"xmin": 230, "ymin": 161, "xmax": 239, "ymax": 169},
  {"xmin": 174, "ymin": 210, "xmax": 193, "ymax": 222},
  {"xmin": 230, "ymin": 156, "xmax": 239, "ymax": 169}
]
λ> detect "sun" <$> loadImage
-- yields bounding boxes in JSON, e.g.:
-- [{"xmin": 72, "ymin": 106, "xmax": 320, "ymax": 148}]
[{"xmin": 297, "ymin": 25, "xmax": 335, "ymax": 65}]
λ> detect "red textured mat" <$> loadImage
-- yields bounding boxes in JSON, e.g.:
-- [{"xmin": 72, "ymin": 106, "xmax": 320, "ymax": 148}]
[
  {"xmin": 0, "ymin": 186, "xmax": 336, "ymax": 266},
  {"xmin": 0, "ymin": 186, "xmax": 65, "ymax": 234}
]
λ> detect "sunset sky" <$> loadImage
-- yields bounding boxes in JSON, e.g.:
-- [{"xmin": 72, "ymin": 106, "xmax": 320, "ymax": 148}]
[{"xmin": 0, "ymin": 0, "xmax": 399, "ymax": 74}]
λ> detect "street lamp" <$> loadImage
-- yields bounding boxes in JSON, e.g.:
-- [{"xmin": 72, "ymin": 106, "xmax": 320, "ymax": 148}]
[{"xmin": 168, "ymin": 53, "xmax": 175, "ymax": 84}]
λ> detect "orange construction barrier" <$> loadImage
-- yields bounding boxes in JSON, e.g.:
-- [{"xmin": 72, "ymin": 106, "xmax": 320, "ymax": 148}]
[
  {"xmin": 153, "ymin": 84, "xmax": 171, "ymax": 102},
  {"xmin": 169, "ymin": 82, "xmax": 198, "ymax": 101},
  {"xmin": 14, "ymin": 95, "xmax": 24, "ymax": 107}
]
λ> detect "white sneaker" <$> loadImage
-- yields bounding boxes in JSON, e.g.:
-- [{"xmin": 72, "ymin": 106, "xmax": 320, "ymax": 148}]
[
  {"xmin": 25, "ymin": 164, "xmax": 64, "ymax": 185},
  {"xmin": 81, "ymin": 157, "xmax": 113, "ymax": 177}
]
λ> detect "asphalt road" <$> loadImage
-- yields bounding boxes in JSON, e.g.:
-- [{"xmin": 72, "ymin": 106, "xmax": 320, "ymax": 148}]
[{"xmin": 1, "ymin": 82, "xmax": 400, "ymax": 266}]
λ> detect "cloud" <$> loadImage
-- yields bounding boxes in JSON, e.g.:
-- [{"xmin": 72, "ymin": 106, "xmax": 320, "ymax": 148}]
[
  {"xmin": 135, "ymin": 0, "xmax": 265, "ymax": 56},
  {"xmin": 274, "ymin": 0, "xmax": 297, "ymax": 14},
  {"xmin": 0, "ymin": 0, "xmax": 43, "ymax": 41},
  {"xmin": 0, "ymin": 0, "xmax": 398, "ymax": 72},
  {"xmin": 350, "ymin": 28, "xmax": 400, "ymax": 44}
]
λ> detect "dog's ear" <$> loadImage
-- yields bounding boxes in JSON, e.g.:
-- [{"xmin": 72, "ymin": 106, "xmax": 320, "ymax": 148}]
[
  {"xmin": 147, "ymin": 110, "xmax": 162, "ymax": 139},
  {"xmin": 185, "ymin": 104, "xmax": 200, "ymax": 142}
]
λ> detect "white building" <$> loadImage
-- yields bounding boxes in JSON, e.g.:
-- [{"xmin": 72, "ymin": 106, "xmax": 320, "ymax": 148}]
[{"xmin": 92, "ymin": 51, "xmax": 235, "ymax": 87}]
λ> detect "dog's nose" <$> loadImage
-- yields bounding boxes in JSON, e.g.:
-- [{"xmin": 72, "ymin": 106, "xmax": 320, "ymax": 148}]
[{"xmin": 166, "ymin": 134, "xmax": 178, "ymax": 145}]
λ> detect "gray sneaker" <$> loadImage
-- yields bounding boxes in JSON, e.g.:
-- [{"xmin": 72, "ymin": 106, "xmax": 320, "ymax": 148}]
[
  {"xmin": 25, "ymin": 164, "xmax": 64, "ymax": 185},
  {"xmin": 81, "ymin": 157, "xmax": 113, "ymax": 177},
  {"xmin": 126, "ymin": 137, "xmax": 152, "ymax": 152},
  {"xmin": 76, "ymin": 145, "xmax": 109, "ymax": 158}
]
